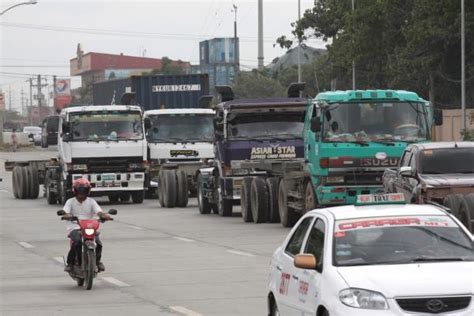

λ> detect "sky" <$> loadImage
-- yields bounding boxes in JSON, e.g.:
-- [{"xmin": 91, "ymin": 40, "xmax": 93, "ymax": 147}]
[{"xmin": 0, "ymin": 0, "xmax": 325, "ymax": 113}]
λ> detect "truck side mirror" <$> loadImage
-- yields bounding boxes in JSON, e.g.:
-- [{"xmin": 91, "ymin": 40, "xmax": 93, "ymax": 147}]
[
  {"xmin": 62, "ymin": 121, "xmax": 70, "ymax": 134},
  {"xmin": 399, "ymin": 166, "xmax": 413, "ymax": 177},
  {"xmin": 144, "ymin": 117, "xmax": 152, "ymax": 130},
  {"xmin": 310, "ymin": 117, "xmax": 321, "ymax": 133},
  {"xmin": 433, "ymin": 108, "xmax": 443, "ymax": 126}
]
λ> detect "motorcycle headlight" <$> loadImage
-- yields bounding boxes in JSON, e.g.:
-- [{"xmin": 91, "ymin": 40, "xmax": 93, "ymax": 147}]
[
  {"xmin": 339, "ymin": 288, "xmax": 388, "ymax": 310},
  {"xmin": 72, "ymin": 164, "xmax": 87, "ymax": 171},
  {"xmin": 84, "ymin": 228, "xmax": 95, "ymax": 236}
]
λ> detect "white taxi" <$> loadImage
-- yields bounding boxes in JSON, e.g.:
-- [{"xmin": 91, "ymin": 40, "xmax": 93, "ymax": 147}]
[{"xmin": 268, "ymin": 194, "xmax": 474, "ymax": 316}]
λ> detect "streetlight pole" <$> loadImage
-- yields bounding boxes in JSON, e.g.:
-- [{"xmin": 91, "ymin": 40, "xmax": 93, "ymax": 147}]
[
  {"xmin": 352, "ymin": 0, "xmax": 356, "ymax": 90},
  {"xmin": 461, "ymin": 0, "xmax": 466, "ymax": 132},
  {"xmin": 297, "ymin": 0, "xmax": 302, "ymax": 84},
  {"xmin": 0, "ymin": 0, "xmax": 37, "ymax": 16}
]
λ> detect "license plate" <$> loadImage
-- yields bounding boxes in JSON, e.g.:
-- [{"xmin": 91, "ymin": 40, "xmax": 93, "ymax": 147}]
[
  {"xmin": 102, "ymin": 175, "xmax": 116, "ymax": 181},
  {"xmin": 97, "ymin": 182, "xmax": 120, "ymax": 187}
]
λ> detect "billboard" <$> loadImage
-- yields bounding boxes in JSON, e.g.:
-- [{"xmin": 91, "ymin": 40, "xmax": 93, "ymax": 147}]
[
  {"xmin": 54, "ymin": 79, "xmax": 72, "ymax": 111},
  {"xmin": 0, "ymin": 93, "xmax": 5, "ymax": 111}
]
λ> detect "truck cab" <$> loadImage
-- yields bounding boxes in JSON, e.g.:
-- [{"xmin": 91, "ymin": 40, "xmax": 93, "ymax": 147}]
[
  {"xmin": 52, "ymin": 105, "xmax": 148, "ymax": 204},
  {"xmin": 144, "ymin": 108, "xmax": 215, "ymax": 208}
]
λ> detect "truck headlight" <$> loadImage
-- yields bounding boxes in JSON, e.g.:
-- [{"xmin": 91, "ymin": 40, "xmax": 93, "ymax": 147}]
[
  {"xmin": 326, "ymin": 176, "xmax": 345, "ymax": 183},
  {"xmin": 72, "ymin": 164, "xmax": 87, "ymax": 171},
  {"xmin": 339, "ymin": 288, "xmax": 388, "ymax": 310},
  {"xmin": 232, "ymin": 169, "xmax": 249, "ymax": 176}
]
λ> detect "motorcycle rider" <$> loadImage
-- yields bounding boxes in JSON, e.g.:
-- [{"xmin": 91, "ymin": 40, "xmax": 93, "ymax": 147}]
[{"xmin": 61, "ymin": 178, "xmax": 111, "ymax": 272}]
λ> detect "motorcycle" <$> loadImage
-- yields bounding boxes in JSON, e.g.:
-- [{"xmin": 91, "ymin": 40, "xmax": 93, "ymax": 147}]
[{"xmin": 57, "ymin": 209, "xmax": 117, "ymax": 290}]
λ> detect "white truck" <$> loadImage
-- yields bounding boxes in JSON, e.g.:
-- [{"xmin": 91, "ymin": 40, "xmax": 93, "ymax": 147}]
[
  {"xmin": 144, "ymin": 108, "xmax": 215, "ymax": 208},
  {"xmin": 7, "ymin": 105, "xmax": 149, "ymax": 205}
]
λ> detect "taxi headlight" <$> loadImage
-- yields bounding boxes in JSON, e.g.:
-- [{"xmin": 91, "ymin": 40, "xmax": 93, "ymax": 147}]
[
  {"xmin": 84, "ymin": 228, "xmax": 95, "ymax": 236},
  {"xmin": 339, "ymin": 288, "xmax": 388, "ymax": 310}
]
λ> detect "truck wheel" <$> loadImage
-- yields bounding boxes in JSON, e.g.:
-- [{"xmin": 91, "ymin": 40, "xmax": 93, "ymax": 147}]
[
  {"xmin": 158, "ymin": 173, "xmax": 165, "ymax": 207},
  {"xmin": 59, "ymin": 181, "xmax": 72, "ymax": 205},
  {"xmin": 197, "ymin": 174, "xmax": 213, "ymax": 214},
  {"xmin": 175, "ymin": 170, "xmax": 189, "ymax": 207},
  {"xmin": 108, "ymin": 195, "xmax": 119, "ymax": 203},
  {"xmin": 459, "ymin": 194, "xmax": 474, "ymax": 233},
  {"xmin": 28, "ymin": 165, "xmax": 40, "ymax": 199},
  {"xmin": 251, "ymin": 177, "xmax": 269, "ymax": 223},
  {"xmin": 12, "ymin": 166, "xmax": 19, "ymax": 198},
  {"xmin": 45, "ymin": 176, "xmax": 57, "ymax": 204},
  {"xmin": 119, "ymin": 193, "xmax": 131, "ymax": 203},
  {"xmin": 18, "ymin": 166, "xmax": 29, "ymax": 199},
  {"xmin": 240, "ymin": 178, "xmax": 253, "ymax": 222},
  {"xmin": 443, "ymin": 194, "xmax": 464, "ymax": 219},
  {"xmin": 218, "ymin": 187, "xmax": 233, "ymax": 217},
  {"xmin": 131, "ymin": 191, "xmax": 145, "ymax": 204},
  {"xmin": 163, "ymin": 170, "xmax": 177, "ymax": 208},
  {"xmin": 266, "ymin": 177, "xmax": 280, "ymax": 223},
  {"xmin": 304, "ymin": 181, "xmax": 316, "ymax": 213},
  {"xmin": 278, "ymin": 180, "xmax": 298, "ymax": 227}
]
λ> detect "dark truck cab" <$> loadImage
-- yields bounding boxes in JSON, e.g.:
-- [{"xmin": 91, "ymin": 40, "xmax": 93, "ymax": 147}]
[
  {"xmin": 383, "ymin": 142, "xmax": 474, "ymax": 231},
  {"xmin": 197, "ymin": 84, "xmax": 307, "ymax": 218}
]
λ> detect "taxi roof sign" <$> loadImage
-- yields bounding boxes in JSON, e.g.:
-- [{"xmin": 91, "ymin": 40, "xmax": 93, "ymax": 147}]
[{"xmin": 356, "ymin": 193, "xmax": 406, "ymax": 206}]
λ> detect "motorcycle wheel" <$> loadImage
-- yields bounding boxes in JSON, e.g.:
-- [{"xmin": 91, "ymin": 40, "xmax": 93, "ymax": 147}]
[{"xmin": 84, "ymin": 249, "xmax": 96, "ymax": 290}]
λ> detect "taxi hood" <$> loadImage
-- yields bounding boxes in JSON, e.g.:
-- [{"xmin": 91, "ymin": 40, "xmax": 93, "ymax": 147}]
[{"xmin": 336, "ymin": 262, "xmax": 474, "ymax": 298}]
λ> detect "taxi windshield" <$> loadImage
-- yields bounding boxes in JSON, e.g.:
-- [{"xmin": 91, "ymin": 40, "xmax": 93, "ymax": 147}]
[{"xmin": 333, "ymin": 215, "xmax": 474, "ymax": 267}]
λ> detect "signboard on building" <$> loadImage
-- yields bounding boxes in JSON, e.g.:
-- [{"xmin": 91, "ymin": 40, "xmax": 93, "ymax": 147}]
[
  {"xmin": 54, "ymin": 79, "xmax": 72, "ymax": 111},
  {"xmin": 0, "ymin": 93, "xmax": 5, "ymax": 111}
]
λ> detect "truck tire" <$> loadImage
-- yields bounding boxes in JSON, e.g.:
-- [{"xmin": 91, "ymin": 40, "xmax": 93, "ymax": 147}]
[
  {"xmin": 240, "ymin": 177, "xmax": 253, "ymax": 222},
  {"xmin": 18, "ymin": 166, "xmax": 29, "ymax": 199},
  {"xmin": 443, "ymin": 194, "xmax": 464, "ymax": 219},
  {"xmin": 175, "ymin": 170, "xmax": 189, "ymax": 207},
  {"xmin": 108, "ymin": 195, "xmax": 119, "ymax": 203},
  {"xmin": 266, "ymin": 177, "xmax": 280, "ymax": 223},
  {"xmin": 251, "ymin": 177, "xmax": 269, "ymax": 223},
  {"xmin": 304, "ymin": 181, "xmax": 316, "ymax": 213},
  {"xmin": 158, "ymin": 173, "xmax": 165, "ymax": 207},
  {"xmin": 459, "ymin": 194, "xmax": 474, "ymax": 233},
  {"xmin": 131, "ymin": 191, "xmax": 145, "ymax": 204},
  {"xmin": 218, "ymin": 187, "xmax": 233, "ymax": 217},
  {"xmin": 12, "ymin": 166, "xmax": 19, "ymax": 198},
  {"xmin": 28, "ymin": 165, "xmax": 40, "ymax": 199},
  {"xmin": 197, "ymin": 174, "xmax": 213, "ymax": 214},
  {"xmin": 45, "ymin": 176, "xmax": 57, "ymax": 205},
  {"xmin": 278, "ymin": 180, "xmax": 298, "ymax": 228},
  {"xmin": 119, "ymin": 193, "xmax": 131, "ymax": 203},
  {"xmin": 163, "ymin": 170, "xmax": 177, "ymax": 208}
]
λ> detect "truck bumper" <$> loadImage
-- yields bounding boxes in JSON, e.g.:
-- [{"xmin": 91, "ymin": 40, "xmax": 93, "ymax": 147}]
[
  {"xmin": 70, "ymin": 172, "xmax": 145, "ymax": 192},
  {"xmin": 316, "ymin": 185, "xmax": 385, "ymax": 205}
]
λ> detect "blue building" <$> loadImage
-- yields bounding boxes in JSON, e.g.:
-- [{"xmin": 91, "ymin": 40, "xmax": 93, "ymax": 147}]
[{"xmin": 192, "ymin": 38, "xmax": 239, "ymax": 94}]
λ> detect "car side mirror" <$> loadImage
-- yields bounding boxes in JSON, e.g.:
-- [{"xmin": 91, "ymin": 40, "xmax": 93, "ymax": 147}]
[
  {"xmin": 144, "ymin": 117, "xmax": 152, "ymax": 130},
  {"xmin": 433, "ymin": 108, "xmax": 443, "ymax": 126},
  {"xmin": 108, "ymin": 209, "xmax": 118, "ymax": 215},
  {"xmin": 399, "ymin": 166, "xmax": 413, "ymax": 177},
  {"xmin": 62, "ymin": 122, "xmax": 70, "ymax": 134},
  {"xmin": 310, "ymin": 117, "xmax": 321, "ymax": 133},
  {"xmin": 57, "ymin": 210, "xmax": 66, "ymax": 216},
  {"xmin": 294, "ymin": 254, "xmax": 317, "ymax": 270}
]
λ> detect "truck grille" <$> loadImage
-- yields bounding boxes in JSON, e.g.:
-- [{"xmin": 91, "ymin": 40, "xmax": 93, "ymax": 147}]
[
  {"xmin": 328, "ymin": 171, "xmax": 383, "ymax": 185},
  {"xmin": 72, "ymin": 157, "xmax": 142, "ymax": 173},
  {"xmin": 396, "ymin": 296, "xmax": 471, "ymax": 314}
]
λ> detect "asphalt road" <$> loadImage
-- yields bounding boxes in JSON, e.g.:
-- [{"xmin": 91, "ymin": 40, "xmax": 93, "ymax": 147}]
[{"xmin": 0, "ymin": 150, "xmax": 290, "ymax": 316}]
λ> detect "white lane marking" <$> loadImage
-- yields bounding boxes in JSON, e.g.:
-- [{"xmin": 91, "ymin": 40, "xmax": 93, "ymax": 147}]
[
  {"xmin": 170, "ymin": 306, "xmax": 203, "ymax": 316},
  {"xmin": 127, "ymin": 225, "xmax": 144, "ymax": 230},
  {"xmin": 53, "ymin": 257, "xmax": 64, "ymax": 264},
  {"xmin": 173, "ymin": 236, "xmax": 195, "ymax": 242},
  {"xmin": 18, "ymin": 241, "xmax": 34, "ymax": 249},
  {"xmin": 101, "ymin": 277, "xmax": 130, "ymax": 287},
  {"xmin": 226, "ymin": 249, "xmax": 255, "ymax": 257}
]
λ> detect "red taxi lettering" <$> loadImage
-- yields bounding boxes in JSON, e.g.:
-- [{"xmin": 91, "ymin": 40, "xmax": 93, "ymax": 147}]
[
  {"xmin": 298, "ymin": 281, "xmax": 309, "ymax": 296},
  {"xmin": 339, "ymin": 217, "xmax": 421, "ymax": 230},
  {"xmin": 279, "ymin": 272, "xmax": 291, "ymax": 295}
]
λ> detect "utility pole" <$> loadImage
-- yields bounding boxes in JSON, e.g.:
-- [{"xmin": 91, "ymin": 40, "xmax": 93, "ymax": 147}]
[
  {"xmin": 352, "ymin": 0, "xmax": 356, "ymax": 90},
  {"xmin": 257, "ymin": 0, "xmax": 264, "ymax": 70},
  {"xmin": 233, "ymin": 4, "xmax": 239, "ymax": 73},
  {"xmin": 37, "ymin": 74, "xmax": 42, "ymax": 107},
  {"xmin": 29, "ymin": 78, "xmax": 33, "ymax": 107},
  {"xmin": 297, "ymin": 0, "xmax": 302, "ymax": 84},
  {"xmin": 461, "ymin": 0, "xmax": 466, "ymax": 132},
  {"xmin": 8, "ymin": 86, "xmax": 12, "ymax": 111},
  {"xmin": 21, "ymin": 88, "xmax": 26, "ymax": 115}
]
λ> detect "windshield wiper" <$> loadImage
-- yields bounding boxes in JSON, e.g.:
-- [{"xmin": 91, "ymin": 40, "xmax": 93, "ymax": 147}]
[{"xmin": 411, "ymin": 257, "xmax": 467, "ymax": 262}]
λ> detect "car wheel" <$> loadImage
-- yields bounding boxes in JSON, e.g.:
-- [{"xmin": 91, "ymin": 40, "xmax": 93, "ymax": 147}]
[{"xmin": 270, "ymin": 299, "xmax": 280, "ymax": 316}]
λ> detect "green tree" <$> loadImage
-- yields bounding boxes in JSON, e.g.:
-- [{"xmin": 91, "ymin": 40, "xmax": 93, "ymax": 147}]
[
  {"xmin": 145, "ymin": 57, "xmax": 185, "ymax": 75},
  {"xmin": 233, "ymin": 70, "xmax": 286, "ymax": 98}
]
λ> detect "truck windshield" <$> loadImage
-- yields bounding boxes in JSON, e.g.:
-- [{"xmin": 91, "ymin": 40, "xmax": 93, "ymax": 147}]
[
  {"xmin": 334, "ymin": 215, "xmax": 474, "ymax": 267},
  {"xmin": 148, "ymin": 114, "xmax": 214, "ymax": 143},
  {"xmin": 323, "ymin": 102, "xmax": 428, "ymax": 143},
  {"xmin": 227, "ymin": 112, "xmax": 304, "ymax": 140},
  {"xmin": 421, "ymin": 148, "xmax": 474, "ymax": 174},
  {"xmin": 70, "ymin": 112, "xmax": 143, "ymax": 141}
]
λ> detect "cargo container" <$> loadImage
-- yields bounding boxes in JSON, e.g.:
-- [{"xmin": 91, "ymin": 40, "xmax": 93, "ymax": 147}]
[{"xmin": 92, "ymin": 74, "xmax": 209, "ymax": 110}]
